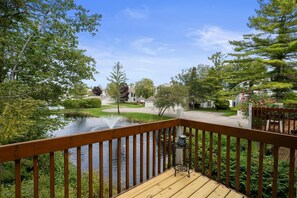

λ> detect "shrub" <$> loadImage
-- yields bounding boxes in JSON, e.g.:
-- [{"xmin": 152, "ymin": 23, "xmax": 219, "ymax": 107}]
[
  {"xmin": 63, "ymin": 98, "xmax": 101, "ymax": 109},
  {"xmin": 214, "ymin": 99, "xmax": 229, "ymax": 110}
]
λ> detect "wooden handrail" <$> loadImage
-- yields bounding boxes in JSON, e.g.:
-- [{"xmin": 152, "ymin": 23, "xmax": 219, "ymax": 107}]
[
  {"xmin": 181, "ymin": 119, "xmax": 297, "ymax": 149},
  {"xmin": 0, "ymin": 118, "xmax": 296, "ymax": 198},
  {"xmin": 0, "ymin": 119, "xmax": 180, "ymax": 163}
]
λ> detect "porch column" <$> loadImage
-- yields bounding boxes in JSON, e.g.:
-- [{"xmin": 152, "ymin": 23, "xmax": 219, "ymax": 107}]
[{"xmin": 176, "ymin": 108, "xmax": 184, "ymax": 164}]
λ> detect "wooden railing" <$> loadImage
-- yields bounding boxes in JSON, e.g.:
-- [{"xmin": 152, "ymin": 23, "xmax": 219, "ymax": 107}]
[
  {"xmin": 252, "ymin": 106, "xmax": 297, "ymax": 134},
  {"xmin": 0, "ymin": 118, "xmax": 296, "ymax": 197}
]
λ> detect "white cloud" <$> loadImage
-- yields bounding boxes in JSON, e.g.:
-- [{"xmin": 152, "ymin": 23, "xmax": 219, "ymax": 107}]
[
  {"xmin": 123, "ymin": 6, "xmax": 149, "ymax": 19},
  {"xmin": 131, "ymin": 37, "xmax": 175, "ymax": 55},
  {"xmin": 186, "ymin": 26, "xmax": 243, "ymax": 52}
]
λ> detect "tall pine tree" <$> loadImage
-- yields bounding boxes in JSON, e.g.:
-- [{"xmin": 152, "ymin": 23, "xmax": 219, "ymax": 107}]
[{"xmin": 229, "ymin": 0, "xmax": 297, "ymax": 99}]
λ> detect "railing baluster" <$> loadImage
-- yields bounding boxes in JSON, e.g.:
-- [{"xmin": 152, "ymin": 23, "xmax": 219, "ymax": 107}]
[
  {"xmin": 50, "ymin": 152, "xmax": 55, "ymax": 198},
  {"xmin": 77, "ymin": 147, "xmax": 81, "ymax": 198},
  {"xmin": 236, "ymin": 137, "xmax": 240, "ymax": 191},
  {"xmin": 208, "ymin": 131, "xmax": 213, "ymax": 178},
  {"xmin": 258, "ymin": 142, "xmax": 264, "ymax": 197},
  {"xmin": 133, "ymin": 135, "xmax": 136, "ymax": 186},
  {"xmin": 147, "ymin": 132, "xmax": 150, "ymax": 180},
  {"xmin": 126, "ymin": 136, "xmax": 130, "ymax": 190},
  {"xmin": 288, "ymin": 148, "xmax": 295, "ymax": 198},
  {"xmin": 168, "ymin": 128, "xmax": 171, "ymax": 169},
  {"xmin": 194, "ymin": 129, "xmax": 198, "ymax": 172},
  {"xmin": 272, "ymin": 145, "xmax": 279, "ymax": 198},
  {"xmin": 15, "ymin": 159, "xmax": 21, "ymax": 198},
  {"xmin": 189, "ymin": 128, "xmax": 192, "ymax": 170},
  {"xmin": 158, "ymin": 130, "xmax": 161, "ymax": 174},
  {"xmin": 117, "ymin": 138, "xmax": 122, "ymax": 193},
  {"xmin": 153, "ymin": 130, "xmax": 156, "ymax": 177},
  {"xmin": 140, "ymin": 133, "xmax": 143, "ymax": 182},
  {"xmin": 173, "ymin": 127, "xmax": 176, "ymax": 168},
  {"xmin": 64, "ymin": 149, "xmax": 69, "ymax": 198},
  {"xmin": 109, "ymin": 140, "xmax": 113, "ymax": 197},
  {"xmin": 100, "ymin": 142, "xmax": 103, "ymax": 198},
  {"xmin": 246, "ymin": 140, "xmax": 252, "ymax": 197},
  {"xmin": 88, "ymin": 144, "xmax": 93, "ymax": 197},
  {"xmin": 217, "ymin": 134, "xmax": 221, "ymax": 182},
  {"xmin": 163, "ymin": 128, "xmax": 166, "ymax": 172},
  {"xmin": 226, "ymin": 135, "xmax": 230, "ymax": 187},
  {"xmin": 202, "ymin": 130, "xmax": 205, "ymax": 175},
  {"xmin": 33, "ymin": 156, "xmax": 38, "ymax": 198}
]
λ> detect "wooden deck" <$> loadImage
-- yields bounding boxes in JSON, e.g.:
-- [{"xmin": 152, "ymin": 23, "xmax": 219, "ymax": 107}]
[{"xmin": 117, "ymin": 169, "xmax": 246, "ymax": 198}]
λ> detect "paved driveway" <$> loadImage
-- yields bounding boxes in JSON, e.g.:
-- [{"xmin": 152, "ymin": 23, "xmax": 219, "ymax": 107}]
[{"xmin": 104, "ymin": 107, "xmax": 248, "ymax": 128}]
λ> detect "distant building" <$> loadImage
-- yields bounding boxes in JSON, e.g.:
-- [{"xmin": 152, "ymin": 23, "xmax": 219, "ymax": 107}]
[
  {"xmin": 127, "ymin": 87, "xmax": 136, "ymax": 103},
  {"xmin": 145, "ymin": 96, "xmax": 155, "ymax": 108}
]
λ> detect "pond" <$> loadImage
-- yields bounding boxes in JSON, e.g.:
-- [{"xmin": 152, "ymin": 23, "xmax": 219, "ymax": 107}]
[{"xmin": 52, "ymin": 116, "xmax": 167, "ymax": 187}]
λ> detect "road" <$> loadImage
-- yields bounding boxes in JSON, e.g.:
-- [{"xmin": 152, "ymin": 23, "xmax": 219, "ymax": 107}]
[{"xmin": 104, "ymin": 107, "xmax": 249, "ymax": 128}]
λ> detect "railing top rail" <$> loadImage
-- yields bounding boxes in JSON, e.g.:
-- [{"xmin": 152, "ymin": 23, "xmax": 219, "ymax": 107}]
[
  {"xmin": 0, "ymin": 119, "xmax": 180, "ymax": 163},
  {"xmin": 253, "ymin": 106, "xmax": 297, "ymax": 111},
  {"xmin": 181, "ymin": 119, "xmax": 297, "ymax": 149}
]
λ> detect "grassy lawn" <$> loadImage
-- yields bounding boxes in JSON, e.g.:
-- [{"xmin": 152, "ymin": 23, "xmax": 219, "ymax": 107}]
[
  {"xmin": 56, "ymin": 106, "xmax": 170, "ymax": 123},
  {"xmin": 193, "ymin": 108, "xmax": 237, "ymax": 116},
  {"xmin": 102, "ymin": 103, "xmax": 144, "ymax": 110}
]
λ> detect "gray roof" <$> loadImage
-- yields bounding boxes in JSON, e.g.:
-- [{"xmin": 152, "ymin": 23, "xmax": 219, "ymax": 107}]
[{"xmin": 146, "ymin": 96, "xmax": 155, "ymax": 102}]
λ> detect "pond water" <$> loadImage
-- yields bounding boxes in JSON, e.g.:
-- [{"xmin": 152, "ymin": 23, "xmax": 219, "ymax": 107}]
[{"xmin": 52, "ymin": 117, "xmax": 167, "ymax": 187}]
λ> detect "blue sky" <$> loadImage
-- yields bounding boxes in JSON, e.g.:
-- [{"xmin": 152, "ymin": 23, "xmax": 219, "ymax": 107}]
[{"xmin": 76, "ymin": 0, "xmax": 259, "ymax": 88}]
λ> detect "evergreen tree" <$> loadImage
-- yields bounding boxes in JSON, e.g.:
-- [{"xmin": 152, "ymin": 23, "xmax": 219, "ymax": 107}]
[
  {"xmin": 107, "ymin": 62, "xmax": 127, "ymax": 114},
  {"xmin": 229, "ymin": 0, "xmax": 297, "ymax": 99}
]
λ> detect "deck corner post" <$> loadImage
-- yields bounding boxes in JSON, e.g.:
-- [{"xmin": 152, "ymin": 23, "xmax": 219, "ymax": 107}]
[
  {"xmin": 248, "ymin": 103, "xmax": 252, "ymax": 129},
  {"xmin": 176, "ymin": 108, "xmax": 184, "ymax": 164}
]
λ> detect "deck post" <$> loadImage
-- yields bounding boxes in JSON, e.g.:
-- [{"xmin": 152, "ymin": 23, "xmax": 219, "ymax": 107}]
[
  {"xmin": 176, "ymin": 108, "xmax": 184, "ymax": 164},
  {"xmin": 248, "ymin": 103, "xmax": 252, "ymax": 129}
]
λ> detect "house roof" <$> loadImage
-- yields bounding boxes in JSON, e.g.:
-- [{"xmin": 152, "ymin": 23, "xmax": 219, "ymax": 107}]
[{"xmin": 146, "ymin": 96, "xmax": 155, "ymax": 102}]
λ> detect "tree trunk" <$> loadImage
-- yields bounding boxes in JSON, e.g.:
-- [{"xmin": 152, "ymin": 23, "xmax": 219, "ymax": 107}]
[{"xmin": 117, "ymin": 99, "xmax": 120, "ymax": 114}]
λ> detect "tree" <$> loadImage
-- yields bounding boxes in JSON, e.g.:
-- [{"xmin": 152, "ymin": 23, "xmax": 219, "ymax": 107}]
[
  {"xmin": 0, "ymin": 1, "xmax": 101, "ymax": 144},
  {"xmin": 69, "ymin": 82, "xmax": 89, "ymax": 99},
  {"xmin": 107, "ymin": 62, "xmax": 127, "ymax": 114},
  {"xmin": 229, "ymin": 0, "xmax": 297, "ymax": 100},
  {"xmin": 154, "ymin": 84, "xmax": 188, "ymax": 116},
  {"xmin": 134, "ymin": 78, "xmax": 155, "ymax": 99},
  {"xmin": 172, "ymin": 64, "xmax": 210, "ymax": 109},
  {"xmin": 120, "ymin": 83, "xmax": 129, "ymax": 102},
  {"xmin": 92, "ymin": 86, "xmax": 103, "ymax": 96}
]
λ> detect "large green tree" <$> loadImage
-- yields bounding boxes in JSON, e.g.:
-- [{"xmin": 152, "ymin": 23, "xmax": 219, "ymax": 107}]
[
  {"xmin": 154, "ymin": 83, "xmax": 188, "ymax": 116},
  {"xmin": 0, "ymin": 0, "xmax": 101, "ymax": 144},
  {"xmin": 229, "ymin": 0, "xmax": 297, "ymax": 99},
  {"xmin": 107, "ymin": 62, "xmax": 127, "ymax": 114},
  {"xmin": 134, "ymin": 78, "xmax": 155, "ymax": 99},
  {"xmin": 172, "ymin": 64, "xmax": 210, "ymax": 109}
]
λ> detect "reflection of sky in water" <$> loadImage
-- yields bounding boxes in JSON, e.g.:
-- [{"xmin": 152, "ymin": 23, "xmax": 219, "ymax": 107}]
[{"xmin": 51, "ymin": 117, "xmax": 168, "ymax": 187}]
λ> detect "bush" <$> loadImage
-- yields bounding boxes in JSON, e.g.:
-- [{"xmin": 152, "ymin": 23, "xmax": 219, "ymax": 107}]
[
  {"xmin": 63, "ymin": 98, "xmax": 101, "ymax": 109},
  {"xmin": 215, "ymin": 99, "xmax": 229, "ymax": 110}
]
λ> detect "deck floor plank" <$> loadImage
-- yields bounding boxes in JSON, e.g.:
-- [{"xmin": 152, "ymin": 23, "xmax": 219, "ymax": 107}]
[
  {"xmin": 207, "ymin": 184, "xmax": 231, "ymax": 198},
  {"xmin": 170, "ymin": 175, "xmax": 210, "ymax": 198},
  {"xmin": 117, "ymin": 169, "xmax": 246, "ymax": 198},
  {"xmin": 134, "ymin": 172, "xmax": 188, "ymax": 198},
  {"xmin": 117, "ymin": 169, "xmax": 174, "ymax": 198},
  {"xmin": 153, "ymin": 172, "xmax": 200, "ymax": 197},
  {"xmin": 189, "ymin": 180, "xmax": 219, "ymax": 198}
]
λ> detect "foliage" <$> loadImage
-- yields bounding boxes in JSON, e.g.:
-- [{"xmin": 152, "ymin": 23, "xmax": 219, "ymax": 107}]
[
  {"xmin": 189, "ymin": 131, "xmax": 297, "ymax": 198},
  {"xmin": 0, "ymin": 0, "xmax": 101, "ymax": 143},
  {"xmin": 228, "ymin": 0, "xmax": 297, "ymax": 99},
  {"xmin": 92, "ymin": 86, "xmax": 102, "ymax": 96},
  {"xmin": 120, "ymin": 83, "xmax": 129, "ymax": 102},
  {"xmin": 154, "ymin": 83, "xmax": 188, "ymax": 116},
  {"xmin": 240, "ymin": 93, "xmax": 276, "ymax": 117},
  {"xmin": 0, "ymin": 81, "xmax": 64, "ymax": 145},
  {"xmin": 63, "ymin": 98, "xmax": 101, "ymax": 109},
  {"xmin": 107, "ymin": 62, "xmax": 127, "ymax": 114},
  {"xmin": 134, "ymin": 78, "xmax": 155, "ymax": 99},
  {"xmin": 172, "ymin": 64, "xmax": 210, "ymax": 109},
  {"xmin": 68, "ymin": 82, "xmax": 89, "ymax": 99},
  {"xmin": 214, "ymin": 99, "xmax": 230, "ymax": 110}
]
